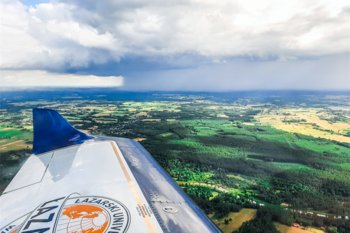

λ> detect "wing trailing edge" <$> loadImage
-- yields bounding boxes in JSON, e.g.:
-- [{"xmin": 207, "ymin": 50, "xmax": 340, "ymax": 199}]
[{"xmin": 32, "ymin": 108, "xmax": 93, "ymax": 154}]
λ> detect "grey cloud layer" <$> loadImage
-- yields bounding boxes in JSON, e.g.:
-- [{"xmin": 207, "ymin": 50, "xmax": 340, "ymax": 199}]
[
  {"xmin": 1, "ymin": 0, "xmax": 349, "ymax": 70},
  {"xmin": 123, "ymin": 54, "xmax": 350, "ymax": 91}
]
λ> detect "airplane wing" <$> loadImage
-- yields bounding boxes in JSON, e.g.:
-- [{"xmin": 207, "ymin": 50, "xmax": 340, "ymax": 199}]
[{"xmin": 0, "ymin": 109, "xmax": 220, "ymax": 233}]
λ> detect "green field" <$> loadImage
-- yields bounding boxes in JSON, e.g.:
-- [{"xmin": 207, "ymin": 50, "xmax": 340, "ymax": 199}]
[{"xmin": 0, "ymin": 92, "xmax": 349, "ymax": 233}]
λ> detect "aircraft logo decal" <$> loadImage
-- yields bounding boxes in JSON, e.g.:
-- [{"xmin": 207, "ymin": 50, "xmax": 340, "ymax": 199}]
[
  {"xmin": 0, "ymin": 195, "xmax": 130, "ymax": 233},
  {"xmin": 57, "ymin": 203, "xmax": 110, "ymax": 233}
]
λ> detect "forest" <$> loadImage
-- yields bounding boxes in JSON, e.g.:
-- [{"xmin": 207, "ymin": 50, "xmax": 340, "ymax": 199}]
[{"xmin": 1, "ymin": 91, "xmax": 349, "ymax": 233}]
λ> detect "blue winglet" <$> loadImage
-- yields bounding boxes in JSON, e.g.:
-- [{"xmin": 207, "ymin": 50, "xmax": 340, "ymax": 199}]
[{"xmin": 33, "ymin": 108, "xmax": 93, "ymax": 154}]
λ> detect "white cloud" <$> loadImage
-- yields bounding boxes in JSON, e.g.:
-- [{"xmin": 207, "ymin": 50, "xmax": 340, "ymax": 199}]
[
  {"xmin": 0, "ymin": 70, "xmax": 123, "ymax": 88},
  {"xmin": 0, "ymin": 0, "xmax": 349, "ymax": 70}
]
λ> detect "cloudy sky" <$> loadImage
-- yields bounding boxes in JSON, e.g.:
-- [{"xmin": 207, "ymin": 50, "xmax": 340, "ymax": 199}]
[{"xmin": 0, "ymin": 0, "xmax": 349, "ymax": 90}]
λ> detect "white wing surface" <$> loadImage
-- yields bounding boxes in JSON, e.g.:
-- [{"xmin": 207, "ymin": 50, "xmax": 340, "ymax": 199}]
[{"xmin": 0, "ymin": 109, "xmax": 220, "ymax": 233}]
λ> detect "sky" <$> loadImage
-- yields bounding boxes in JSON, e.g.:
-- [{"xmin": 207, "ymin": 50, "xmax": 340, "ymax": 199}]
[{"xmin": 0, "ymin": 0, "xmax": 349, "ymax": 90}]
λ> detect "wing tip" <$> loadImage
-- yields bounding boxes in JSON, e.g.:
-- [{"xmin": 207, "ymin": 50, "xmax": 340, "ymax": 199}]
[{"xmin": 32, "ymin": 108, "xmax": 93, "ymax": 154}]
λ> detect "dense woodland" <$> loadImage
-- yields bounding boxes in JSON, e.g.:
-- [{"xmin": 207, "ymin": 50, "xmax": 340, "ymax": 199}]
[{"xmin": 1, "ymin": 91, "xmax": 350, "ymax": 232}]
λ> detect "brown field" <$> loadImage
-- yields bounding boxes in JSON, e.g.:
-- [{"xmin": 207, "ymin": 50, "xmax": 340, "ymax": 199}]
[
  {"xmin": 134, "ymin": 137, "xmax": 146, "ymax": 142},
  {"xmin": 256, "ymin": 108, "xmax": 350, "ymax": 143},
  {"xmin": 213, "ymin": 208, "xmax": 257, "ymax": 233},
  {"xmin": 276, "ymin": 223, "xmax": 325, "ymax": 233},
  {"xmin": 93, "ymin": 113, "xmax": 111, "ymax": 117},
  {"xmin": 0, "ymin": 140, "xmax": 30, "ymax": 152},
  {"xmin": 136, "ymin": 112, "xmax": 148, "ymax": 117},
  {"xmin": 142, "ymin": 119, "xmax": 161, "ymax": 122}
]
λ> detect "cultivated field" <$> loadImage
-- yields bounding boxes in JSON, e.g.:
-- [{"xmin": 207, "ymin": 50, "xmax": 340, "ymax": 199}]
[
  {"xmin": 256, "ymin": 108, "xmax": 350, "ymax": 143},
  {"xmin": 214, "ymin": 208, "xmax": 257, "ymax": 233},
  {"xmin": 1, "ymin": 91, "xmax": 349, "ymax": 233}
]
